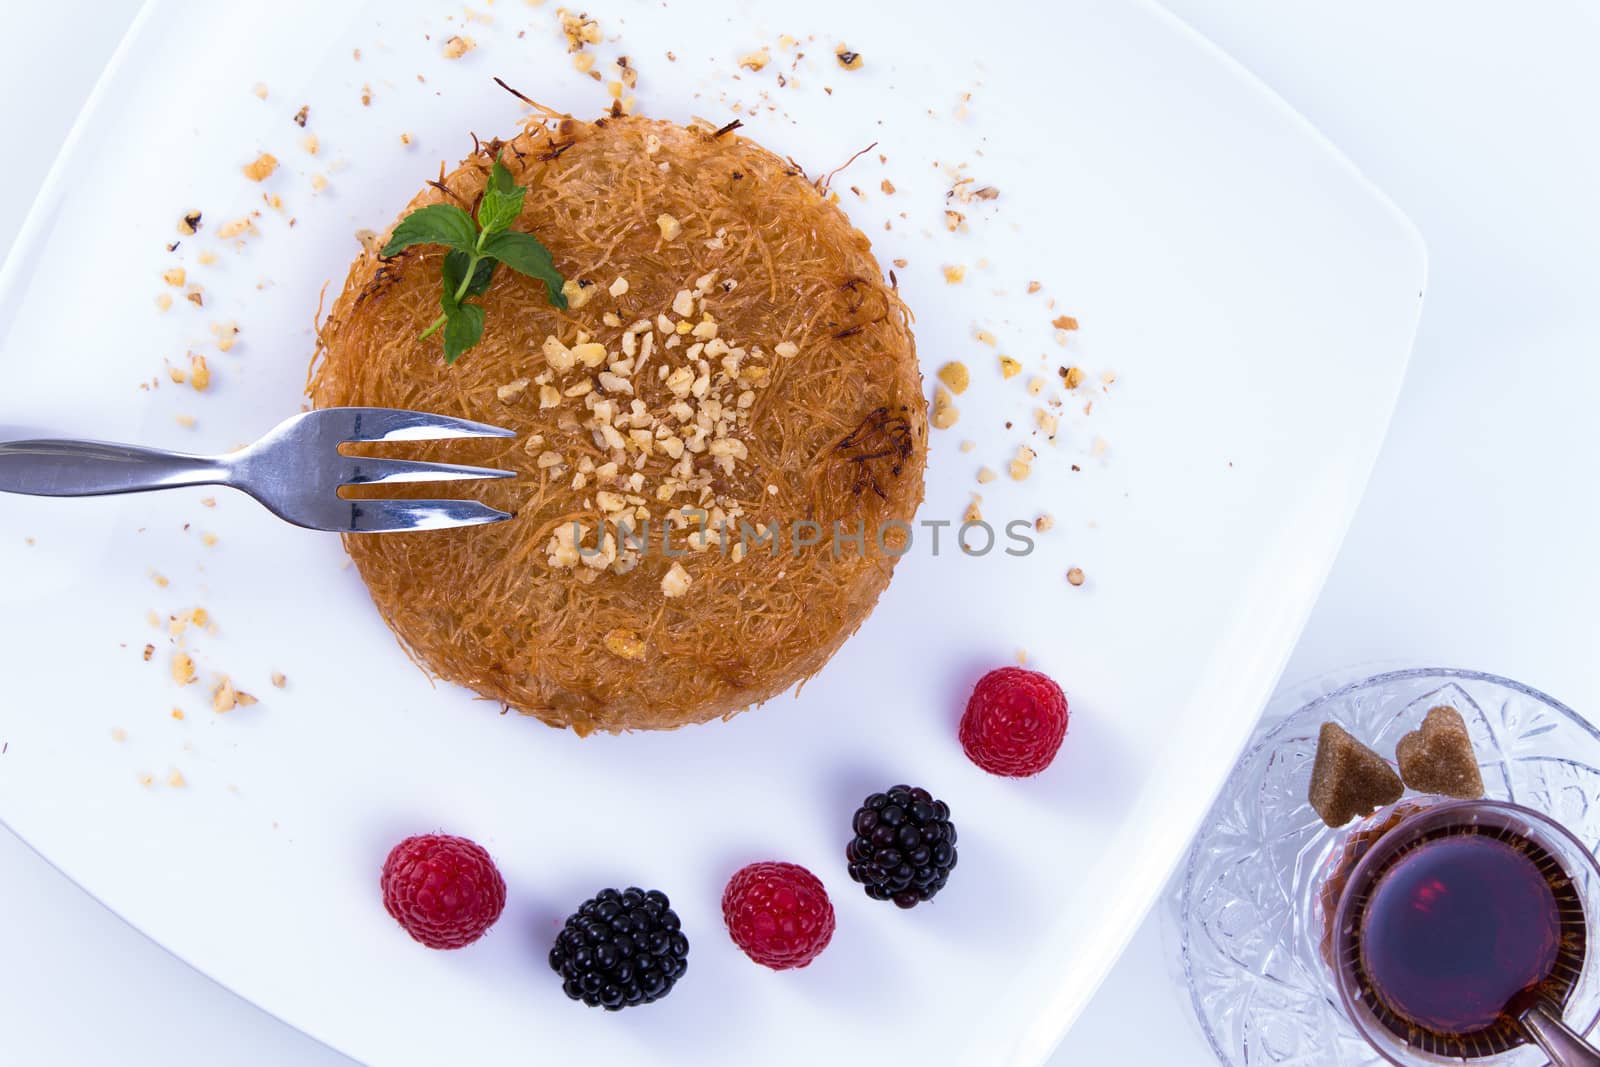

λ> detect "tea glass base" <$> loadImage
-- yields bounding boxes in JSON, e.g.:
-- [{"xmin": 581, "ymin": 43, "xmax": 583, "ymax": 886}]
[{"xmin": 1174, "ymin": 666, "xmax": 1600, "ymax": 1066}]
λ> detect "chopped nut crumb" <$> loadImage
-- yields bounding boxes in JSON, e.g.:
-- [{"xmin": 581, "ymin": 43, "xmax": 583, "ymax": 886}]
[
  {"xmin": 167, "ymin": 769, "xmax": 187, "ymax": 788},
  {"xmin": 155, "ymin": 293, "xmax": 173, "ymax": 312},
  {"xmin": 959, "ymin": 440, "xmax": 976, "ymax": 454},
  {"xmin": 1009, "ymin": 445, "xmax": 1037, "ymax": 481},
  {"xmin": 1067, "ymin": 567, "xmax": 1086, "ymax": 587},
  {"xmin": 976, "ymin": 466, "xmax": 997, "ymax": 484},
  {"xmin": 178, "ymin": 211, "xmax": 202, "ymax": 236},
  {"xmin": 1027, "ymin": 376, "xmax": 1046, "ymax": 397},
  {"xmin": 497, "ymin": 378, "xmax": 530, "ymax": 401},
  {"xmin": 301, "ymin": 133, "xmax": 320, "ymax": 155},
  {"xmin": 880, "ymin": 179, "xmax": 896, "ymax": 195},
  {"xmin": 1036, "ymin": 514, "xmax": 1056, "ymax": 533},
  {"xmin": 936, "ymin": 361, "xmax": 970, "ymax": 395},
  {"xmin": 252, "ymin": 82, "xmax": 268, "ymax": 100},
  {"xmin": 608, "ymin": 276, "xmax": 630, "ymax": 297},
  {"xmin": 1027, "ymin": 281, "xmax": 1042, "ymax": 294},
  {"xmin": 835, "ymin": 44, "xmax": 863, "ymax": 70},
  {"xmin": 443, "ymin": 35, "xmax": 477, "ymax": 59},
  {"xmin": 738, "ymin": 49, "xmax": 769, "ymax": 71},
  {"xmin": 212, "ymin": 679, "xmax": 237, "ymax": 713},
  {"xmin": 603, "ymin": 628, "xmax": 646, "ymax": 660},
  {"xmin": 270, "ymin": 671, "xmax": 287, "ymax": 689},
  {"xmin": 171, "ymin": 652, "xmax": 196, "ymax": 686},
  {"xmin": 656, "ymin": 213, "xmax": 682, "ymax": 240},
  {"xmin": 242, "ymin": 153, "xmax": 279, "ymax": 182},
  {"xmin": 200, "ymin": 532, "xmax": 219, "ymax": 547},
  {"xmin": 931, "ymin": 386, "xmax": 960, "ymax": 430},
  {"xmin": 944, "ymin": 210, "xmax": 964, "ymax": 232},
  {"xmin": 171, "ymin": 708, "xmax": 185, "ymax": 720},
  {"xmin": 111, "ymin": 727, "xmax": 127, "ymax": 742},
  {"xmin": 661, "ymin": 561, "xmax": 692, "ymax": 598},
  {"xmin": 999, "ymin": 356, "xmax": 1021, "ymax": 379},
  {"xmin": 964, "ymin": 496, "xmax": 983, "ymax": 524},
  {"xmin": 292, "ymin": 105, "xmax": 309, "ymax": 127},
  {"xmin": 189, "ymin": 354, "xmax": 211, "ymax": 392},
  {"xmin": 1061, "ymin": 366, "xmax": 1084, "ymax": 389},
  {"xmin": 942, "ymin": 265, "xmax": 966, "ymax": 284},
  {"xmin": 1052, "ymin": 315, "xmax": 1080, "ymax": 331}
]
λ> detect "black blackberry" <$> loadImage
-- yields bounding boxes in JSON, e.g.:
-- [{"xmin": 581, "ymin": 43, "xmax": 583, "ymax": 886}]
[
  {"xmin": 846, "ymin": 784, "xmax": 958, "ymax": 908},
  {"xmin": 548, "ymin": 887, "xmax": 689, "ymax": 1010}
]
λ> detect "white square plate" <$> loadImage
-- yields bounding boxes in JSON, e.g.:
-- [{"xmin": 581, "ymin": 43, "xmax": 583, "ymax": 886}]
[{"xmin": 0, "ymin": 0, "xmax": 1424, "ymax": 1063}]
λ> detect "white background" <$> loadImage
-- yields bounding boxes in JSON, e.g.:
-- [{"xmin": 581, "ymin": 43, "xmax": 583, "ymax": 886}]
[{"xmin": 1, "ymin": 1, "xmax": 1596, "ymax": 1064}]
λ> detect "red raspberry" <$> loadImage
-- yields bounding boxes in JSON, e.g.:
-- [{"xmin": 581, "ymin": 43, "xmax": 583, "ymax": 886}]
[
  {"xmin": 381, "ymin": 834, "xmax": 506, "ymax": 949},
  {"xmin": 722, "ymin": 862, "xmax": 835, "ymax": 970},
  {"xmin": 960, "ymin": 666, "xmax": 1069, "ymax": 777}
]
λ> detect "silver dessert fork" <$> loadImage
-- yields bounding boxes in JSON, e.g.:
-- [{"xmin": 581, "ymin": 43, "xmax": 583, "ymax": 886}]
[{"xmin": 0, "ymin": 408, "xmax": 517, "ymax": 532}]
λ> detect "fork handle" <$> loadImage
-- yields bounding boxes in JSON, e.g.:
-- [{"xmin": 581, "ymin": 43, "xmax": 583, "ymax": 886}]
[{"xmin": 0, "ymin": 439, "xmax": 230, "ymax": 497}]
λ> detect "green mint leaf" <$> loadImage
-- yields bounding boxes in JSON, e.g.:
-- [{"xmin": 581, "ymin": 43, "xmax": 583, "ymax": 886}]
[
  {"xmin": 441, "ymin": 302, "xmax": 486, "ymax": 364},
  {"xmin": 489, "ymin": 154, "xmax": 517, "ymax": 195},
  {"xmin": 442, "ymin": 250, "xmax": 497, "ymax": 301},
  {"xmin": 380, "ymin": 203, "xmax": 480, "ymax": 257},
  {"xmin": 476, "ymin": 185, "xmax": 526, "ymax": 236},
  {"xmin": 482, "ymin": 230, "xmax": 568, "ymax": 309}
]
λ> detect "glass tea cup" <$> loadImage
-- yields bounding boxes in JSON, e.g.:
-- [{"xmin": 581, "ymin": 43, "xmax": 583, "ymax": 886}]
[{"xmin": 1324, "ymin": 799, "xmax": 1600, "ymax": 1066}]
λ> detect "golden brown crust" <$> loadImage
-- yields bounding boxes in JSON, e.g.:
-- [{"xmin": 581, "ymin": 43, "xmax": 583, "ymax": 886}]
[{"xmin": 310, "ymin": 114, "xmax": 925, "ymax": 733}]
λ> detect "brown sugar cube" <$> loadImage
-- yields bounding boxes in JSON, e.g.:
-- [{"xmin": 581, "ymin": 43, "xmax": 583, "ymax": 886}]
[
  {"xmin": 1308, "ymin": 722, "xmax": 1404, "ymax": 827},
  {"xmin": 1396, "ymin": 705, "xmax": 1485, "ymax": 799}
]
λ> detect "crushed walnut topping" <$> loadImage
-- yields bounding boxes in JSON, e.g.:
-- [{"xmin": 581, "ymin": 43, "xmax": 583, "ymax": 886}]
[
  {"xmin": 739, "ymin": 49, "xmax": 770, "ymax": 72},
  {"xmin": 1009, "ymin": 445, "xmax": 1036, "ymax": 481},
  {"xmin": 538, "ymin": 272, "xmax": 788, "ymax": 576},
  {"xmin": 178, "ymin": 211, "xmax": 202, "ymax": 236},
  {"xmin": 661, "ymin": 561, "xmax": 692, "ymax": 598},
  {"xmin": 242, "ymin": 153, "xmax": 279, "ymax": 182},
  {"xmin": 835, "ymin": 44, "xmax": 863, "ymax": 70},
  {"xmin": 936, "ymin": 361, "xmax": 969, "ymax": 395},
  {"xmin": 999, "ymin": 356, "xmax": 1021, "ymax": 379},
  {"xmin": 931, "ymin": 386, "xmax": 959, "ymax": 430},
  {"xmin": 604, "ymin": 628, "xmax": 646, "ymax": 660},
  {"xmin": 560, "ymin": 9, "xmax": 603, "ymax": 52},
  {"xmin": 442, "ymin": 35, "xmax": 477, "ymax": 59}
]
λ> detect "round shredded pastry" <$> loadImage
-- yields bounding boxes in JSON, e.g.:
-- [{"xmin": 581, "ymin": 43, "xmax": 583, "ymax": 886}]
[{"xmin": 310, "ymin": 112, "xmax": 926, "ymax": 733}]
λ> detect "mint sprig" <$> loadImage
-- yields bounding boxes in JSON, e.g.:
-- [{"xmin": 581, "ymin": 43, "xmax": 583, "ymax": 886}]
[{"xmin": 380, "ymin": 153, "xmax": 568, "ymax": 364}]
